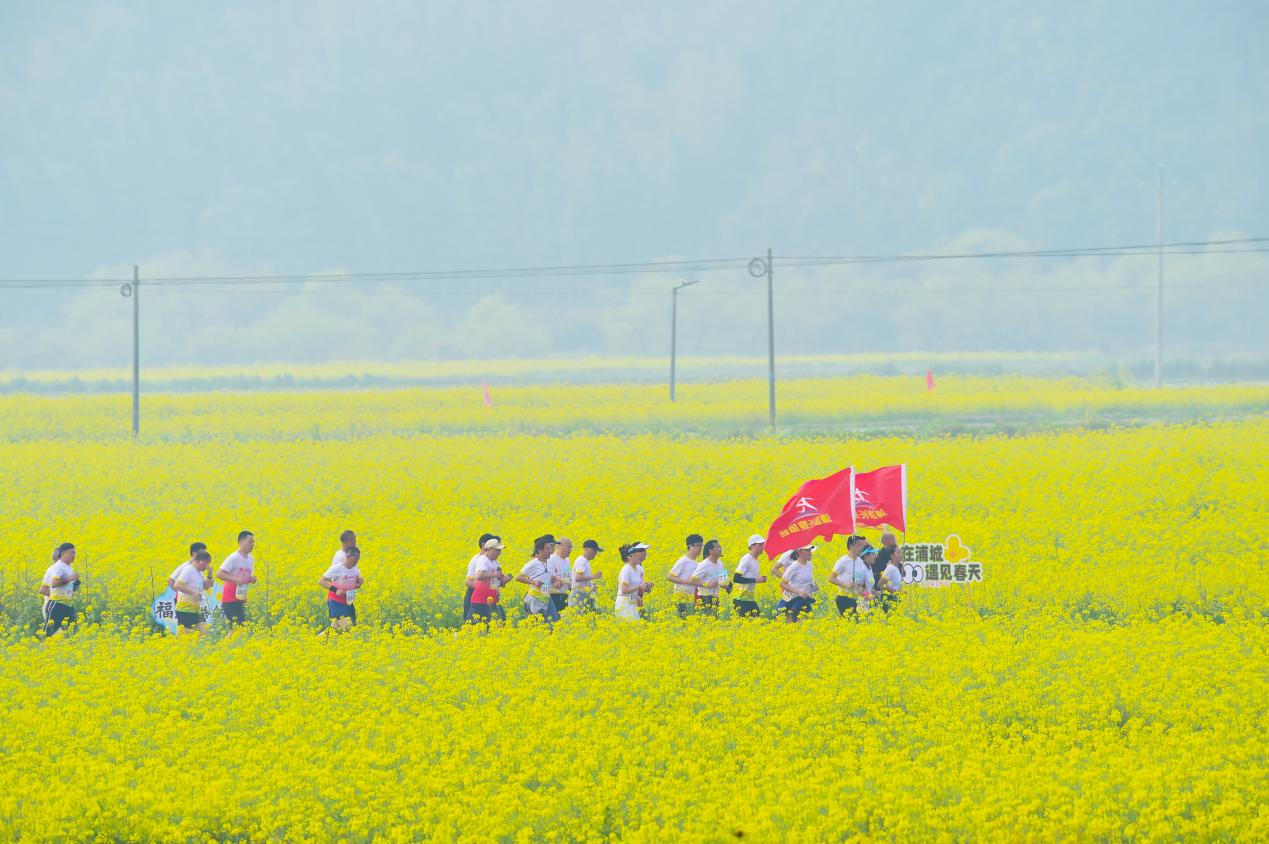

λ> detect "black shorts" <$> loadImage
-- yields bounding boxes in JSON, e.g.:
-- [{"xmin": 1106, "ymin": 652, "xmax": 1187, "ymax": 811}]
[
  {"xmin": 786, "ymin": 597, "xmax": 813, "ymax": 620},
  {"xmin": 836, "ymin": 596, "xmax": 858, "ymax": 616},
  {"xmin": 176, "ymin": 610, "xmax": 202, "ymax": 629},
  {"xmin": 550, "ymin": 593, "xmax": 567, "ymax": 612},
  {"xmin": 733, "ymin": 599, "xmax": 760, "ymax": 618},
  {"xmin": 222, "ymin": 602, "xmax": 247, "ymax": 625},
  {"xmin": 328, "ymin": 600, "xmax": 356, "ymax": 622},
  {"xmin": 463, "ymin": 585, "xmax": 474, "ymax": 615},
  {"xmin": 465, "ymin": 603, "xmax": 505, "ymax": 623},
  {"xmin": 44, "ymin": 601, "xmax": 77, "ymax": 636}
]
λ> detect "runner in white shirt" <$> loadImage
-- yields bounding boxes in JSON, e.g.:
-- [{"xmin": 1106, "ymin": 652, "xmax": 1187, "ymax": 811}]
[
  {"xmin": 547, "ymin": 537, "xmax": 573, "ymax": 615},
  {"xmin": 320, "ymin": 544, "xmax": 364, "ymax": 630},
  {"xmin": 691, "ymin": 540, "xmax": 729, "ymax": 617},
  {"xmin": 331, "ymin": 529, "xmax": 357, "ymax": 568},
  {"xmin": 173, "ymin": 550, "xmax": 214, "ymax": 634},
  {"xmin": 876, "ymin": 546, "xmax": 903, "ymax": 614},
  {"xmin": 215, "ymin": 531, "xmax": 257, "ymax": 627},
  {"xmin": 855, "ymin": 547, "xmax": 879, "ymax": 613},
  {"xmin": 778, "ymin": 544, "xmax": 818, "ymax": 622},
  {"xmin": 731, "ymin": 535, "xmax": 768, "ymax": 618},
  {"xmin": 168, "ymin": 541, "xmax": 208, "ymax": 592},
  {"xmin": 516, "ymin": 535, "xmax": 562, "ymax": 623},
  {"xmin": 568, "ymin": 539, "xmax": 605, "ymax": 612},
  {"xmin": 42, "ymin": 542, "xmax": 80, "ymax": 636},
  {"xmin": 829, "ymin": 535, "xmax": 871, "ymax": 617},
  {"xmin": 667, "ymin": 533, "xmax": 705, "ymax": 618},
  {"xmin": 464, "ymin": 533, "xmax": 496, "ymax": 619},
  {"xmin": 615, "ymin": 542, "xmax": 653, "ymax": 620},
  {"xmin": 468, "ymin": 538, "xmax": 510, "ymax": 624}
]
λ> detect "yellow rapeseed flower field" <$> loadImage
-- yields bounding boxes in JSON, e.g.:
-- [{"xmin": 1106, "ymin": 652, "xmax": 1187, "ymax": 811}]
[{"xmin": 0, "ymin": 376, "xmax": 1265, "ymax": 841}]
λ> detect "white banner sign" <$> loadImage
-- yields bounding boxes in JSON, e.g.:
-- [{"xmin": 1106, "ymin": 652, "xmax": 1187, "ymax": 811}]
[{"xmin": 900, "ymin": 535, "xmax": 985, "ymax": 587}]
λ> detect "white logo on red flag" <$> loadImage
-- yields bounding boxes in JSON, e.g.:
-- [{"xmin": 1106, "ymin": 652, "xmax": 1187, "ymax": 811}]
[{"xmin": 853, "ymin": 464, "xmax": 907, "ymax": 532}]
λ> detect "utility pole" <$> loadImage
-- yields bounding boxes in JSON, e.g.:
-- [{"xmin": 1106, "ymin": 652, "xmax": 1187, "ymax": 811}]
[
  {"xmin": 120, "ymin": 266, "xmax": 140, "ymax": 435},
  {"xmin": 749, "ymin": 249, "xmax": 776, "ymax": 427},
  {"xmin": 1154, "ymin": 170, "xmax": 1164, "ymax": 388},
  {"xmin": 669, "ymin": 279, "xmax": 699, "ymax": 401}
]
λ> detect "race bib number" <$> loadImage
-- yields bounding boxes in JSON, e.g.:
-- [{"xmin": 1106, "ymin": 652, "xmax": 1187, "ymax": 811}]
[{"xmin": 343, "ymin": 588, "xmax": 358, "ymax": 604}]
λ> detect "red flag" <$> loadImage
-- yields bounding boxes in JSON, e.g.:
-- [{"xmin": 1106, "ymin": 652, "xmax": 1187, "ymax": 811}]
[
  {"xmin": 926, "ymin": 369, "xmax": 935, "ymax": 391},
  {"xmin": 853, "ymin": 464, "xmax": 907, "ymax": 532},
  {"xmin": 482, "ymin": 383, "xmax": 493, "ymax": 408},
  {"xmin": 764, "ymin": 466, "xmax": 857, "ymax": 559}
]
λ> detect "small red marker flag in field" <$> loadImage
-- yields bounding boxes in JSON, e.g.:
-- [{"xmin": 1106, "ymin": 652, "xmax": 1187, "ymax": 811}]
[
  {"xmin": 926, "ymin": 369, "xmax": 936, "ymax": 391},
  {"xmin": 483, "ymin": 383, "xmax": 493, "ymax": 408},
  {"xmin": 765, "ymin": 466, "xmax": 857, "ymax": 559}
]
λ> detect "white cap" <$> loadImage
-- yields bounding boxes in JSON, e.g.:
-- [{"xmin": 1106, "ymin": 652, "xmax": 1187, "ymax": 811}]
[
  {"xmin": 629, "ymin": 542, "xmax": 650, "ymax": 552},
  {"xmin": 747, "ymin": 535, "xmax": 765, "ymax": 547},
  {"xmin": 482, "ymin": 538, "xmax": 505, "ymax": 550},
  {"xmin": 795, "ymin": 543, "xmax": 817, "ymax": 553}
]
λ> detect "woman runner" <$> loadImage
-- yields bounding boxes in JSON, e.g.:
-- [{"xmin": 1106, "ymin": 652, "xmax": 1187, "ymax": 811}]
[
  {"xmin": 615, "ymin": 542, "xmax": 653, "ymax": 620},
  {"xmin": 320, "ymin": 545, "xmax": 364, "ymax": 630}
]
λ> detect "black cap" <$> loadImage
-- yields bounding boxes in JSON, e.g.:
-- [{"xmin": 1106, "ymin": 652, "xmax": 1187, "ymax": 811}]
[
  {"xmin": 537, "ymin": 534, "xmax": 557, "ymax": 545},
  {"xmin": 583, "ymin": 539, "xmax": 603, "ymax": 552},
  {"xmin": 685, "ymin": 533, "xmax": 703, "ymax": 547}
]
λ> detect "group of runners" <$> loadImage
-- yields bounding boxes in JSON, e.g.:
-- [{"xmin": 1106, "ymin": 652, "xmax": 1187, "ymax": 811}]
[
  {"xmin": 38, "ymin": 529, "xmax": 363, "ymax": 637},
  {"xmin": 463, "ymin": 530, "xmax": 905, "ymax": 623},
  {"xmin": 35, "ymin": 526, "xmax": 904, "ymax": 636}
]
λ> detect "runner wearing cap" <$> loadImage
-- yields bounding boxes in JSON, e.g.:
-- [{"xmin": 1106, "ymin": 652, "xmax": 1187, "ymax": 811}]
[
  {"xmin": 173, "ymin": 550, "xmax": 214, "ymax": 634},
  {"xmin": 516, "ymin": 535, "xmax": 563, "ymax": 623},
  {"xmin": 168, "ymin": 541, "xmax": 208, "ymax": 593},
  {"xmin": 468, "ymin": 538, "xmax": 509, "ymax": 624},
  {"xmin": 667, "ymin": 534, "xmax": 705, "ymax": 618},
  {"xmin": 778, "ymin": 545, "xmax": 818, "ymax": 622},
  {"xmin": 464, "ymin": 533, "xmax": 496, "ymax": 618},
  {"xmin": 568, "ymin": 539, "xmax": 605, "ymax": 612},
  {"xmin": 732, "ymin": 535, "xmax": 768, "ymax": 618},
  {"xmin": 547, "ymin": 537, "xmax": 573, "ymax": 615},
  {"xmin": 856, "ymin": 546, "xmax": 879, "ymax": 612},
  {"xmin": 876, "ymin": 546, "xmax": 903, "ymax": 613},
  {"xmin": 692, "ymin": 540, "xmax": 729, "ymax": 617},
  {"xmin": 42, "ymin": 542, "xmax": 80, "ymax": 637},
  {"xmin": 215, "ymin": 531, "xmax": 257, "ymax": 627},
  {"xmin": 615, "ymin": 542, "xmax": 653, "ymax": 620},
  {"xmin": 320, "ymin": 545, "xmax": 364, "ymax": 630},
  {"xmin": 829, "ymin": 535, "xmax": 871, "ymax": 617}
]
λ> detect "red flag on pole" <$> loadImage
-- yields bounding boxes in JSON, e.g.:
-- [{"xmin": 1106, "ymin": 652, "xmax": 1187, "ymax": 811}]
[
  {"xmin": 764, "ymin": 466, "xmax": 857, "ymax": 559},
  {"xmin": 482, "ymin": 383, "xmax": 493, "ymax": 408},
  {"xmin": 926, "ymin": 369, "xmax": 936, "ymax": 391},
  {"xmin": 853, "ymin": 464, "xmax": 907, "ymax": 532}
]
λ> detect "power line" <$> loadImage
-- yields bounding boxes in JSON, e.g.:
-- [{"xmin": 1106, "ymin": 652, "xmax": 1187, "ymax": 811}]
[
  {"xmin": 780, "ymin": 236, "xmax": 1269, "ymax": 265},
  {"xmin": 1, "ymin": 237, "xmax": 1265, "ymax": 290},
  {"xmin": 111, "ymin": 280, "xmax": 1268, "ymax": 298}
]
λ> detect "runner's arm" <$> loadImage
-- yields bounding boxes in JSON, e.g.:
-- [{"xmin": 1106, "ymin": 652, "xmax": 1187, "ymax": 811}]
[
  {"xmin": 173, "ymin": 581, "xmax": 201, "ymax": 600},
  {"xmin": 780, "ymin": 577, "xmax": 807, "ymax": 599}
]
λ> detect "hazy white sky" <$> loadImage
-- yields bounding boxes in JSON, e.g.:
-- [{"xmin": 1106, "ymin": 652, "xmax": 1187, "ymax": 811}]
[{"xmin": 1, "ymin": 1, "xmax": 1266, "ymax": 367}]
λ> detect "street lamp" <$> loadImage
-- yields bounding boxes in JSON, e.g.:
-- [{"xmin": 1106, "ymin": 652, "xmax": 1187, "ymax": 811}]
[{"xmin": 670, "ymin": 279, "xmax": 700, "ymax": 402}]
